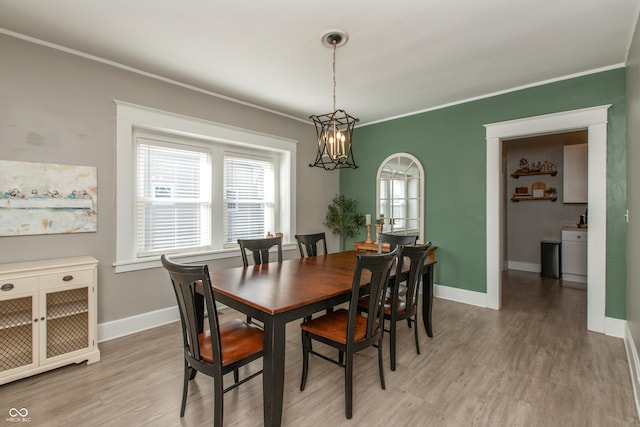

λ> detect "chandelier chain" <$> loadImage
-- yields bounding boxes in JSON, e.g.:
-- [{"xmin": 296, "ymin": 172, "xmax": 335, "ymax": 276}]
[{"xmin": 332, "ymin": 41, "xmax": 337, "ymax": 112}]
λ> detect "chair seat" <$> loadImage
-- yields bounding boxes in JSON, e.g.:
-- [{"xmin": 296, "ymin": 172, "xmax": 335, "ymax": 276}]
[
  {"xmin": 300, "ymin": 309, "xmax": 371, "ymax": 344},
  {"xmin": 358, "ymin": 295, "xmax": 407, "ymax": 316},
  {"xmin": 198, "ymin": 318, "xmax": 264, "ymax": 366}
]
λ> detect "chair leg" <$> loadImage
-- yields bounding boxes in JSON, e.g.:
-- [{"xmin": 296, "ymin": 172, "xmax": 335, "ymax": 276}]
[
  {"xmin": 345, "ymin": 353, "xmax": 354, "ymax": 419},
  {"xmin": 377, "ymin": 338, "xmax": 386, "ymax": 390},
  {"xmin": 390, "ymin": 319, "xmax": 397, "ymax": 372},
  {"xmin": 213, "ymin": 375, "xmax": 224, "ymax": 427},
  {"xmin": 413, "ymin": 314, "xmax": 421, "ymax": 355},
  {"xmin": 300, "ymin": 331, "xmax": 310, "ymax": 391},
  {"xmin": 180, "ymin": 360, "xmax": 190, "ymax": 417}
]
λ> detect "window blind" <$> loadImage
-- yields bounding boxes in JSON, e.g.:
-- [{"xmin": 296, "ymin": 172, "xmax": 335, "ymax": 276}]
[
  {"xmin": 223, "ymin": 155, "xmax": 275, "ymax": 244},
  {"xmin": 136, "ymin": 142, "xmax": 211, "ymax": 256}
]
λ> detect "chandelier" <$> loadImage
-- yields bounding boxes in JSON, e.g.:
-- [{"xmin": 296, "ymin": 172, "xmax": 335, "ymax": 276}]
[{"xmin": 309, "ymin": 31, "xmax": 359, "ymax": 170}]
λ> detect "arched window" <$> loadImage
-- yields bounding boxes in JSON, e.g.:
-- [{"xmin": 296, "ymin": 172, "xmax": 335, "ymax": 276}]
[{"xmin": 376, "ymin": 153, "xmax": 424, "ymax": 241}]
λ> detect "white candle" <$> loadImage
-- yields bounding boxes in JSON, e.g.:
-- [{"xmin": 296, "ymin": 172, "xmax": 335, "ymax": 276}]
[{"xmin": 365, "ymin": 214, "xmax": 371, "ymax": 225}]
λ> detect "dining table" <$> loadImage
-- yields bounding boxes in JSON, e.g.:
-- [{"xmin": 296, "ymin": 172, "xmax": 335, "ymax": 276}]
[{"xmin": 208, "ymin": 248, "xmax": 436, "ymax": 427}]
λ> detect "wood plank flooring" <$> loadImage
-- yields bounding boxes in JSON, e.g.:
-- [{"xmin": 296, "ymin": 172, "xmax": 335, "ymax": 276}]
[{"xmin": 1, "ymin": 270, "xmax": 638, "ymax": 426}]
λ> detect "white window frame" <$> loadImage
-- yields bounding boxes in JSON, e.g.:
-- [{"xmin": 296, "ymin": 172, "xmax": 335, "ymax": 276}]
[
  {"xmin": 114, "ymin": 101, "xmax": 297, "ymax": 273},
  {"xmin": 376, "ymin": 152, "xmax": 424, "ymax": 242}
]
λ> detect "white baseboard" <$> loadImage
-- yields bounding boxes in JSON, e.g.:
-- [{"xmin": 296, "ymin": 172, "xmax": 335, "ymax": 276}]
[
  {"xmin": 98, "ymin": 306, "xmax": 180, "ymax": 342},
  {"xmin": 434, "ymin": 283, "xmax": 488, "ymax": 308},
  {"xmin": 507, "ymin": 261, "xmax": 540, "ymax": 273},
  {"xmin": 562, "ymin": 273, "xmax": 587, "ymax": 284},
  {"xmin": 605, "ymin": 316, "xmax": 626, "ymax": 338},
  {"xmin": 625, "ymin": 323, "xmax": 640, "ymax": 421}
]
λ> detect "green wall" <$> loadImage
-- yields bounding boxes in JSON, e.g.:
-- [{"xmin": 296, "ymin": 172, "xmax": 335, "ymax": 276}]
[{"xmin": 341, "ymin": 68, "xmax": 627, "ymax": 319}]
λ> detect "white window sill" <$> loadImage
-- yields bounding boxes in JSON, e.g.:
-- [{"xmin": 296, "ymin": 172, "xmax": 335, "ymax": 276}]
[{"xmin": 113, "ymin": 243, "xmax": 298, "ymax": 273}]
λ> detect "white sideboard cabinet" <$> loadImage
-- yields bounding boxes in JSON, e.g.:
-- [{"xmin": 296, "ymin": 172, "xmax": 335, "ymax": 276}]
[{"xmin": 0, "ymin": 256, "xmax": 100, "ymax": 385}]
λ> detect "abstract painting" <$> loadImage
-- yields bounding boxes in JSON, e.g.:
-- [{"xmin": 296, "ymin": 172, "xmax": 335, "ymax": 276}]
[{"xmin": 0, "ymin": 160, "xmax": 97, "ymax": 236}]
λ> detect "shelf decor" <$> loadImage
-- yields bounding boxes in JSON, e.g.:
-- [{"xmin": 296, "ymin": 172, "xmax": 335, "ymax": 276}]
[{"xmin": 511, "ymin": 157, "xmax": 557, "ymax": 178}]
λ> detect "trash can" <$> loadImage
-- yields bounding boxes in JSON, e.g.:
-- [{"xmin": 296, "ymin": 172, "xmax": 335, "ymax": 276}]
[{"xmin": 541, "ymin": 240, "xmax": 561, "ymax": 278}]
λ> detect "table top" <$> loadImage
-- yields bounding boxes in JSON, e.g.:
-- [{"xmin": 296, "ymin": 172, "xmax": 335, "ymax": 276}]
[
  {"xmin": 210, "ymin": 250, "xmax": 436, "ymax": 316},
  {"xmin": 211, "ymin": 251, "xmax": 366, "ymax": 315}
]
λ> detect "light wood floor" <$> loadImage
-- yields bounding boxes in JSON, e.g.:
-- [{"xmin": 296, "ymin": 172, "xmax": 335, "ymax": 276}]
[{"xmin": 1, "ymin": 271, "xmax": 638, "ymax": 426}]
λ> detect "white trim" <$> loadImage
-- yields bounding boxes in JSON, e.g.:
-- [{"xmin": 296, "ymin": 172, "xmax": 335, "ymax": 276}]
[
  {"xmin": 114, "ymin": 101, "xmax": 297, "ymax": 273},
  {"xmin": 625, "ymin": 323, "xmax": 640, "ymax": 420},
  {"xmin": 485, "ymin": 105, "xmax": 611, "ymax": 333},
  {"xmin": 604, "ymin": 317, "xmax": 626, "ymax": 338},
  {"xmin": 97, "ymin": 306, "xmax": 180, "ymax": 342},
  {"xmin": 562, "ymin": 273, "xmax": 587, "ymax": 284},
  {"xmin": 433, "ymin": 284, "xmax": 488, "ymax": 308},
  {"xmin": 507, "ymin": 261, "xmax": 540, "ymax": 273}
]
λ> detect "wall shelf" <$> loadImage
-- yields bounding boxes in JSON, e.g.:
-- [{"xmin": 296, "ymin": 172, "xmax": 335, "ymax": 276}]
[
  {"xmin": 511, "ymin": 196, "xmax": 557, "ymax": 202},
  {"xmin": 511, "ymin": 170, "xmax": 557, "ymax": 178}
]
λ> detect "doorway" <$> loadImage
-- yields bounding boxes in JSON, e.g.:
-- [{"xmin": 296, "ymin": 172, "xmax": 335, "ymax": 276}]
[
  {"xmin": 485, "ymin": 105, "xmax": 610, "ymax": 333},
  {"xmin": 503, "ymin": 131, "xmax": 588, "ymax": 276}
]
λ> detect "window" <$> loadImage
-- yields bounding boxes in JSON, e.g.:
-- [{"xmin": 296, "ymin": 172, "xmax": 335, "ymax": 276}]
[
  {"xmin": 136, "ymin": 140, "xmax": 212, "ymax": 257},
  {"xmin": 223, "ymin": 155, "xmax": 275, "ymax": 244},
  {"xmin": 376, "ymin": 153, "xmax": 424, "ymax": 240},
  {"xmin": 115, "ymin": 101, "xmax": 296, "ymax": 272}
]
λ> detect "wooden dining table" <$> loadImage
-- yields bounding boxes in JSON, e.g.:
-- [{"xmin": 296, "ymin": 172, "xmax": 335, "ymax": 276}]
[{"xmin": 208, "ymin": 249, "xmax": 436, "ymax": 427}]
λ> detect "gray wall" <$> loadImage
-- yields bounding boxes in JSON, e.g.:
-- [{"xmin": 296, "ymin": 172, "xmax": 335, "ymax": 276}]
[
  {"xmin": 0, "ymin": 34, "xmax": 339, "ymax": 325},
  {"xmin": 627, "ymin": 10, "xmax": 640, "ymax": 372}
]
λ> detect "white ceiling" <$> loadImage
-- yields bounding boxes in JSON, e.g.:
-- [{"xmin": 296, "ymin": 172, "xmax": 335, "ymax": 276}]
[{"xmin": 1, "ymin": 0, "xmax": 639, "ymax": 125}]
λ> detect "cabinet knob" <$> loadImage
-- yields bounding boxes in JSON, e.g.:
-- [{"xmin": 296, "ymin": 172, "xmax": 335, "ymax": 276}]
[
  {"xmin": 33, "ymin": 318, "xmax": 38, "ymax": 322},
  {"xmin": 63, "ymin": 275, "xmax": 74, "ymax": 282},
  {"xmin": 1, "ymin": 283, "xmax": 14, "ymax": 291}
]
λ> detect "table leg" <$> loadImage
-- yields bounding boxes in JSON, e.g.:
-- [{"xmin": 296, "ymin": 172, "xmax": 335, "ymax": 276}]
[
  {"xmin": 262, "ymin": 316, "xmax": 286, "ymax": 427},
  {"xmin": 421, "ymin": 263, "xmax": 434, "ymax": 338}
]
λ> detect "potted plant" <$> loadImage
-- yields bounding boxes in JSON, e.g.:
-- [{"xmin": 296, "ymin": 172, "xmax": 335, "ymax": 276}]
[
  {"xmin": 324, "ymin": 195, "xmax": 365, "ymax": 251},
  {"xmin": 545, "ymin": 187, "xmax": 557, "ymax": 200}
]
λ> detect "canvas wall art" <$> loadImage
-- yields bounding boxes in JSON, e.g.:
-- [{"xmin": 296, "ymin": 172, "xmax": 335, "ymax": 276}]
[{"xmin": 0, "ymin": 160, "xmax": 97, "ymax": 236}]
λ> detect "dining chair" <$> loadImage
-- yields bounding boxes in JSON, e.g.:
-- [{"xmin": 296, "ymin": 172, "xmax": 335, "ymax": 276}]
[
  {"xmin": 238, "ymin": 236, "xmax": 283, "ymax": 267},
  {"xmin": 161, "ymin": 255, "xmax": 264, "ymax": 427},
  {"xmin": 237, "ymin": 236, "xmax": 283, "ymax": 324},
  {"xmin": 294, "ymin": 232, "xmax": 328, "ymax": 257},
  {"xmin": 358, "ymin": 243, "xmax": 431, "ymax": 371},
  {"xmin": 376, "ymin": 232, "xmax": 418, "ymax": 253},
  {"xmin": 299, "ymin": 250, "xmax": 397, "ymax": 419}
]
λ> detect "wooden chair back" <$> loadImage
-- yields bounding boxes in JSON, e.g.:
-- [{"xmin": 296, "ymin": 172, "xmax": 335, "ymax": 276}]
[
  {"xmin": 161, "ymin": 255, "xmax": 222, "ymax": 376},
  {"xmin": 392, "ymin": 244, "xmax": 432, "ymax": 318},
  {"xmin": 348, "ymin": 251, "xmax": 397, "ymax": 347},
  {"xmin": 238, "ymin": 236, "xmax": 283, "ymax": 266},
  {"xmin": 377, "ymin": 233, "xmax": 418, "ymax": 253},
  {"xmin": 295, "ymin": 232, "xmax": 328, "ymax": 257}
]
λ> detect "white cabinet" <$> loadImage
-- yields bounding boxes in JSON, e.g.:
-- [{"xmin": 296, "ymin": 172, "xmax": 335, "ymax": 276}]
[
  {"xmin": 0, "ymin": 256, "xmax": 99, "ymax": 385},
  {"xmin": 563, "ymin": 143, "xmax": 588, "ymax": 203},
  {"xmin": 561, "ymin": 230, "xmax": 587, "ymax": 283}
]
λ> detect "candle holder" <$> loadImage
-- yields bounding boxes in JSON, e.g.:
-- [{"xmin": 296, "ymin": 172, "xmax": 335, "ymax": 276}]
[
  {"xmin": 374, "ymin": 223, "xmax": 382, "ymax": 243},
  {"xmin": 365, "ymin": 224, "xmax": 373, "ymax": 243}
]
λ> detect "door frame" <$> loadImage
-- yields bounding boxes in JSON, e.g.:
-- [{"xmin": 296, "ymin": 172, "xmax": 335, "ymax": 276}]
[{"xmin": 485, "ymin": 105, "xmax": 610, "ymax": 333}]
